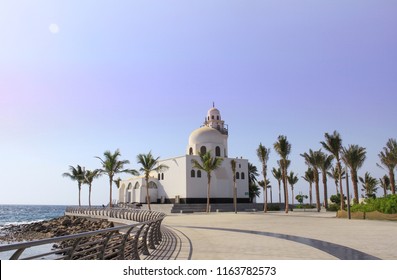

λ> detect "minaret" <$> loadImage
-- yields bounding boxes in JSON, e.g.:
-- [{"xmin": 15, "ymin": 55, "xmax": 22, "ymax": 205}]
[{"xmin": 204, "ymin": 104, "xmax": 228, "ymax": 135}]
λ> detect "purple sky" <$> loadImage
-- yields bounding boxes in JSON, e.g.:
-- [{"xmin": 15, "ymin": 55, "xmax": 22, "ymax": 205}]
[{"xmin": 1, "ymin": 0, "xmax": 396, "ymax": 205}]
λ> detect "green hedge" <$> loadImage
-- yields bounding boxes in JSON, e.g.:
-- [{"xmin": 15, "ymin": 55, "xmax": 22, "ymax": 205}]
[{"xmin": 350, "ymin": 195, "xmax": 397, "ymax": 214}]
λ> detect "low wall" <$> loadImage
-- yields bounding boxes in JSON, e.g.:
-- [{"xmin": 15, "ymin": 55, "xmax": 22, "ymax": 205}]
[{"xmin": 337, "ymin": 210, "xmax": 397, "ymax": 221}]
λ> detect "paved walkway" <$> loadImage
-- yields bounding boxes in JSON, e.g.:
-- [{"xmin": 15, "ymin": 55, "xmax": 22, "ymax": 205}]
[{"xmin": 160, "ymin": 211, "xmax": 397, "ymax": 260}]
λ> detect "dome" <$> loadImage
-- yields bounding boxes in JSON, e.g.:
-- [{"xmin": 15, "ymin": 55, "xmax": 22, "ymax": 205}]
[{"xmin": 189, "ymin": 126, "xmax": 224, "ymax": 146}]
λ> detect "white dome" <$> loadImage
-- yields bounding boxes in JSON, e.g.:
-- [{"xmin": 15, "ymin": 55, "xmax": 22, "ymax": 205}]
[{"xmin": 189, "ymin": 126, "xmax": 224, "ymax": 146}]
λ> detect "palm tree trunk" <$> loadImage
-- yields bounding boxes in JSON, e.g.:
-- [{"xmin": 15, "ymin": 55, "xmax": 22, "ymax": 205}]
[
  {"xmin": 109, "ymin": 178, "xmax": 113, "ymax": 208},
  {"xmin": 270, "ymin": 187, "xmax": 273, "ymax": 204},
  {"xmin": 78, "ymin": 183, "xmax": 81, "ymax": 207},
  {"xmin": 291, "ymin": 186, "xmax": 294, "ymax": 206},
  {"xmin": 322, "ymin": 173, "xmax": 328, "ymax": 209},
  {"xmin": 352, "ymin": 171, "xmax": 359, "ymax": 204},
  {"xmin": 278, "ymin": 181, "xmax": 281, "ymax": 204},
  {"xmin": 338, "ymin": 162, "xmax": 345, "ymax": 209},
  {"xmin": 283, "ymin": 168, "xmax": 289, "ymax": 213},
  {"xmin": 389, "ymin": 169, "xmax": 396, "ymax": 195},
  {"xmin": 315, "ymin": 172, "xmax": 320, "ymax": 212},
  {"xmin": 146, "ymin": 176, "xmax": 151, "ymax": 211},
  {"xmin": 89, "ymin": 184, "xmax": 92, "ymax": 208},
  {"xmin": 309, "ymin": 182, "xmax": 313, "ymax": 205},
  {"xmin": 207, "ymin": 174, "xmax": 211, "ymax": 213},
  {"xmin": 264, "ymin": 170, "xmax": 268, "ymax": 213}
]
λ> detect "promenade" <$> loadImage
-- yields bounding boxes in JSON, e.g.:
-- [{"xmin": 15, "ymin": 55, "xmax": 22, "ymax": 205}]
[{"xmin": 161, "ymin": 211, "xmax": 397, "ymax": 260}]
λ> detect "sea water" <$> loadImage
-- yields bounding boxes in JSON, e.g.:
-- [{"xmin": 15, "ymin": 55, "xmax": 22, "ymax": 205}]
[
  {"xmin": 0, "ymin": 205, "xmax": 67, "ymax": 259},
  {"xmin": 0, "ymin": 205, "xmax": 67, "ymax": 228}
]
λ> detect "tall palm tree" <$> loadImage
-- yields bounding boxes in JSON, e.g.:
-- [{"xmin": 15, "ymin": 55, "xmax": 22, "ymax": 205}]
[
  {"xmin": 248, "ymin": 163, "xmax": 260, "ymax": 202},
  {"xmin": 274, "ymin": 135, "xmax": 291, "ymax": 213},
  {"xmin": 96, "ymin": 149, "xmax": 138, "ymax": 208},
  {"xmin": 342, "ymin": 144, "xmax": 367, "ymax": 204},
  {"xmin": 231, "ymin": 159, "xmax": 237, "ymax": 214},
  {"xmin": 287, "ymin": 171, "xmax": 299, "ymax": 205},
  {"xmin": 302, "ymin": 168, "xmax": 314, "ymax": 206},
  {"xmin": 191, "ymin": 151, "xmax": 224, "ymax": 213},
  {"xmin": 272, "ymin": 167, "xmax": 282, "ymax": 204},
  {"xmin": 301, "ymin": 149, "xmax": 322, "ymax": 212},
  {"xmin": 318, "ymin": 152, "xmax": 334, "ymax": 208},
  {"xmin": 321, "ymin": 131, "xmax": 345, "ymax": 209},
  {"xmin": 257, "ymin": 143, "xmax": 271, "ymax": 213},
  {"xmin": 328, "ymin": 166, "xmax": 345, "ymax": 195},
  {"xmin": 359, "ymin": 172, "xmax": 378, "ymax": 199},
  {"xmin": 377, "ymin": 138, "xmax": 397, "ymax": 194},
  {"xmin": 137, "ymin": 151, "xmax": 169, "ymax": 211},
  {"xmin": 63, "ymin": 165, "xmax": 85, "ymax": 207},
  {"xmin": 379, "ymin": 175, "xmax": 391, "ymax": 198},
  {"xmin": 83, "ymin": 169, "xmax": 102, "ymax": 208}
]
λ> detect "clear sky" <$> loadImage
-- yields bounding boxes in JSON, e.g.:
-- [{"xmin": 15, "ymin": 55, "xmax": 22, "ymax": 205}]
[{"xmin": 1, "ymin": 0, "xmax": 396, "ymax": 205}]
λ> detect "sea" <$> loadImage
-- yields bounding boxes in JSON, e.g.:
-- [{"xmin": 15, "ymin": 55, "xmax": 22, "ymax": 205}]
[
  {"xmin": 0, "ymin": 205, "xmax": 67, "ymax": 260},
  {"xmin": 0, "ymin": 205, "xmax": 67, "ymax": 229}
]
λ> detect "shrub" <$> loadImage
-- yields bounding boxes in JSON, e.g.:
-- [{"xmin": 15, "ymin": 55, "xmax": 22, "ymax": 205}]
[
  {"xmin": 350, "ymin": 195, "xmax": 397, "ymax": 214},
  {"xmin": 327, "ymin": 203, "xmax": 340, "ymax": 212}
]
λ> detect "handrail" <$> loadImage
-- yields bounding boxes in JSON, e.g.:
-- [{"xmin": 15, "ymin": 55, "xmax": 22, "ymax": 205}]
[{"xmin": 0, "ymin": 208, "xmax": 166, "ymax": 260}]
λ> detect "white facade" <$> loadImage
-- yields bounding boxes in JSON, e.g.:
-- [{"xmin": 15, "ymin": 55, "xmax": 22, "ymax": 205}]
[{"xmin": 119, "ymin": 106, "xmax": 249, "ymax": 204}]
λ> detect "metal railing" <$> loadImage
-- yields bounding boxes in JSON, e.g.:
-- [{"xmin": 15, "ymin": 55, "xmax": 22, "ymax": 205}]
[{"xmin": 0, "ymin": 208, "xmax": 166, "ymax": 260}]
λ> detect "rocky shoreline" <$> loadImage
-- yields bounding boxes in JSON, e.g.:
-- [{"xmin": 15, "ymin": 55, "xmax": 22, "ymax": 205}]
[{"xmin": 0, "ymin": 216, "xmax": 114, "ymax": 244}]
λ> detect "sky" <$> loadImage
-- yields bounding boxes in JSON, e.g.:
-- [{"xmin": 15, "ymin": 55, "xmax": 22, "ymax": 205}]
[{"xmin": 1, "ymin": 0, "xmax": 396, "ymax": 205}]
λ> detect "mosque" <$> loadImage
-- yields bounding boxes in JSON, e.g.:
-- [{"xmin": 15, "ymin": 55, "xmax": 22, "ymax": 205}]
[{"xmin": 118, "ymin": 106, "xmax": 250, "ymax": 204}]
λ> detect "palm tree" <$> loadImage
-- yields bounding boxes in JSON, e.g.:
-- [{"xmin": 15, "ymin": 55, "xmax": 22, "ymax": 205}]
[
  {"xmin": 248, "ymin": 163, "xmax": 260, "ymax": 202},
  {"xmin": 301, "ymin": 149, "xmax": 322, "ymax": 212},
  {"xmin": 137, "ymin": 151, "xmax": 169, "ymax": 211},
  {"xmin": 321, "ymin": 131, "xmax": 345, "ymax": 209},
  {"xmin": 272, "ymin": 167, "xmax": 282, "ymax": 204},
  {"xmin": 191, "ymin": 151, "xmax": 224, "ymax": 213},
  {"xmin": 379, "ymin": 175, "xmax": 391, "ymax": 198},
  {"xmin": 287, "ymin": 171, "xmax": 299, "ymax": 205},
  {"xmin": 231, "ymin": 159, "xmax": 237, "ymax": 214},
  {"xmin": 342, "ymin": 144, "xmax": 367, "ymax": 204},
  {"xmin": 96, "ymin": 149, "xmax": 139, "ymax": 208},
  {"xmin": 302, "ymin": 168, "xmax": 314, "ymax": 206},
  {"xmin": 63, "ymin": 165, "xmax": 85, "ymax": 207},
  {"xmin": 359, "ymin": 172, "xmax": 378, "ymax": 199},
  {"xmin": 83, "ymin": 169, "xmax": 102, "ymax": 208},
  {"xmin": 257, "ymin": 143, "xmax": 270, "ymax": 213},
  {"xmin": 318, "ymin": 152, "xmax": 334, "ymax": 208},
  {"xmin": 274, "ymin": 135, "xmax": 291, "ymax": 213},
  {"xmin": 377, "ymin": 138, "xmax": 397, "ymax": 194},
  {"xmin": 328, "ymin": 166, "xmax": 345, "ymax": 195}
]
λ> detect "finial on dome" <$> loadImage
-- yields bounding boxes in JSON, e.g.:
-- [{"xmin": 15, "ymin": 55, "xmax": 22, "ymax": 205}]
[{"xmin": 213, "ymin": 102, "xmax": 215, "ymax": 108}]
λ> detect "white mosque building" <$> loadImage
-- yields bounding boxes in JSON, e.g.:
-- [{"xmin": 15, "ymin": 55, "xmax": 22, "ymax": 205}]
[{"xmin": 118, "ymin": 106, "xmax": 249, "ymax": 204}]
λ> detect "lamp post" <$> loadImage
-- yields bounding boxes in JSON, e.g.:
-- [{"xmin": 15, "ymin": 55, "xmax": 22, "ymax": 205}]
[{"xmin": 345, "ymin": 166, "xmax": 351, "ymax": 220}]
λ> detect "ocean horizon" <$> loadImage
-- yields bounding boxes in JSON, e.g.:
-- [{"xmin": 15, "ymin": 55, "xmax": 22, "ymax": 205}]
[{"xmin": 0, "ymin": 204, "xmax": 68, "ymax": 228}]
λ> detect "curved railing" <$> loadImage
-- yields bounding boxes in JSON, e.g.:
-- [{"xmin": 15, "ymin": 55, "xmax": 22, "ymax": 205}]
[{"xmin": 0, "ymin": 208, "xmax": 166, "ymax": 260}]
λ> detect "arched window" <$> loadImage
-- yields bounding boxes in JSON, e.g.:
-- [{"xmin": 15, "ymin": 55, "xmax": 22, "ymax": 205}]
[
  {"xmin": 134, "ymin": 182, "xmax": 140, "ymax": 189},
  {"xmin": 200, "ymin": 146, "xmax": 207, "ymax": 154},
  {"xmin": 191, "ymin": 170, "xmax": 196, "ymax": 178},
  {"xmin": 189, "ymin": 147, "xmax": 193, "ymax": 155},
  {"xmin": 236, "ymin": 172, "xmax": 240, "ymax": 180},
  {"xmin": 215, "ymin": 146, "xmax": 221, "ymax": 157},
  {"xmin": 217, "ymin": 116, "xmax": 220, "ymax": 120},
  {"xmin": 149, "ymin": 182, "xmax": 158, "ymax": 189},
  {"xmin": 241, "ymin": 172, "xmax": 245, "ymax": 180},
  {"xmin": 212, "ymin": 115, "xmax": 214, "ymax": 120},
  {"xmin": 158, "ymin": 173, "xmax": 161, "ymax": 180},
  {"xmin": 161, "ymin": 173, "xmax": 164, "ymax": 180},
  {"xmin": 197, "ymin": 170, "xmax": 202, "ymax": 178}
]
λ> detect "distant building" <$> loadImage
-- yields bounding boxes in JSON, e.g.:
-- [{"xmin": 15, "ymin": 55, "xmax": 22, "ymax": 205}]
[{"xmin": 118, "ymin": 106, "xmax": 249, "ymax": 204}]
